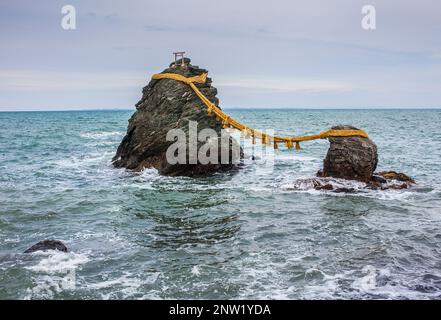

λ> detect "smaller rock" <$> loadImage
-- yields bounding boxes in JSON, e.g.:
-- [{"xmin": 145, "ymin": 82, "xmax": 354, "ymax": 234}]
[
  {"xmin": 334, "ymin": 187, "xmax": 356, "ymax": 193},
  {"xmin": 289, "ymin": 177, "xmax": 362, "ymax": 193},
  {"xmin": 319, "ymin": 125, "xmax": 378, "ymax": 182},
  {"xmin": 367, "ymin": 171, "xmax": 415, "ymax": 190},
  {"xmin": 376, "ymin": 171, "xmax": 415, "ymax": 183},
  {"xmin": 371, "ymin": 175, "xmax": 387, "ymax": 184},
  {"xmin": 24, "ymin": 240, "xmax": 68, "ymax": 253},
  {"xmin": 316, "ymin": 183, "xmax": 334, "ymax": 191},
  {"xmin": 291, "ymin": 172, "xmax": 415, "ymax": 194}
]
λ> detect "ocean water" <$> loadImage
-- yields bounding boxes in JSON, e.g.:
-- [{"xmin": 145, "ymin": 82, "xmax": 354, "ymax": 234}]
[{"xmin": 1, "ymin": 109, "xmax": 441, "ymax": 300}]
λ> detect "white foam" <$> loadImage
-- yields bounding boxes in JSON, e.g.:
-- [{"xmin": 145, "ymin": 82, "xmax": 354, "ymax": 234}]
[
  {"xmin": 26, "ymin": 250, "xmax": 90, "ymax": 274},
  {"xmin": 24, "ymin": 250, "xmax": 90, "ymax": 299},
  {"xmin": 191, "ymin": 265, "xmax": 201, "ymax": 276},
  {"xmin": 50, "ymin": 151, "xmax": 114, "ymax": 169},
  {"xmin": 279, "ymin": 175, "xmax": 417, "ymax": 201},
  {"xmin": 138, "ymin": 167, "xmax": 160, "ymax": 178},
  {"xmin": 274, "ymin": 153, "xmax": 317, "ymax": 162},
  {"xmin": 3, "ymin": 236, "xmax": 20, "ymax": 243},
  {"xmin": 86, "ymin": 272, "xmax": 160, "ymax": 299},
  {"xmin": 300, "ymin": 265, "xmax": 441, "ymax": 300},
  {"xmin": 80, "ymin": 131, "xmax": 124, "ymax": 139}
]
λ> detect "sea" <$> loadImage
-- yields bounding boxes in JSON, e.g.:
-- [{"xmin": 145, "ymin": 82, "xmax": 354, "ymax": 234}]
[{"xmin": 1, "ymin": 109, "xmax": 441, "ymax": 299}]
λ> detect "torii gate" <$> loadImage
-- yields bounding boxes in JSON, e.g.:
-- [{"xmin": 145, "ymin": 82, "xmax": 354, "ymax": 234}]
[{"xmin": 173, "ymin": 51, "xmax": 186, "ymax": 66}]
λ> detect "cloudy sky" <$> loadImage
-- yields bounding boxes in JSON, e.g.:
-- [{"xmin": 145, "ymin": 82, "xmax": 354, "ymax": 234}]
[{"xmin": 1, "ymin": 0, "xmax": 440, "ymax": 110}]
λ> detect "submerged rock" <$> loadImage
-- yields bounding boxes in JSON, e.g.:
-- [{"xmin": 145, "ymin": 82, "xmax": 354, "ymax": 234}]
[
  {"xmin": 318, "ymin": 125, "xmax": 378, "ymax": 182},
  {"xmin": 290, "ymin": 173, "xmax": 415, "ymax": 193},
  {"xmin": 376, "ymin": 171, "xmax": 415, "ymax": 184},
  {"xmin": 113, "ymin": 57, "xmax": 242, "ymax": 176},
  {"xmin": 24, "ymin": 240, "xmax": 68, "ymax": 253},
  {"xmin": 369, "ymin": 171, "xmax": 415, "ymax": 190},
  {"xmin": 371, "ymin": 175, "xmax": 387, "ymax": 184},
  {"xmin": 289, "ymin": 177, "xmax": 364, "ymax": 193}
]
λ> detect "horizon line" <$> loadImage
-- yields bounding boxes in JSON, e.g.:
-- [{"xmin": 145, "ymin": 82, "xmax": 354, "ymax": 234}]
[{"xmin": 1, "ymin": 106, "xmax": 441, "ymax": 113}]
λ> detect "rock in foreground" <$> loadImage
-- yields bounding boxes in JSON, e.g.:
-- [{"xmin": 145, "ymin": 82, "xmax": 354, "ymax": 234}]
[
  {"xmin": 113, "ymin": 58, "xmax": 242, "ymax": 176},
  {"xmin": 24, "ymin": 240, "xmax": 68, "ymax": 253}
]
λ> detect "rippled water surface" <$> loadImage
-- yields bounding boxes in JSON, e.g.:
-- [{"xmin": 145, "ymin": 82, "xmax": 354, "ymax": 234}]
[{"xmin": 1, "ymin": 109, "xmax": 441, "ymax": 299}]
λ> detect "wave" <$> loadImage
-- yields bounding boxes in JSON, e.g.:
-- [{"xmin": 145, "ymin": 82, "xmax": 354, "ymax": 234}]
[
  {"xmin": 280, "ymin": 175, "xmax": 417, "ymax": 201},
  {"xmin": 25, "ymin": 250, "xmax": 89, "ymax": 274},
  {"xmin": 24, "ymin": 250, "xmax": 90, "ymax": 299},
  {"xmin": 80, "ymin": 131, "xmax": 124, "ymax": 139}
]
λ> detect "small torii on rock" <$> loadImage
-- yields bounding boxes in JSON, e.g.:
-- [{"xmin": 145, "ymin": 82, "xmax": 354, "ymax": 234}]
[{"xmin": 173, "ymin": 51, "xmax": 187, "ymax": 67}]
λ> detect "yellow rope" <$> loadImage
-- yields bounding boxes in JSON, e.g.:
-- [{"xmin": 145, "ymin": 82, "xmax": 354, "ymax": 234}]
[{"xmin": 152, "ymin": 72, "xmax": 369, "ymax": 149}]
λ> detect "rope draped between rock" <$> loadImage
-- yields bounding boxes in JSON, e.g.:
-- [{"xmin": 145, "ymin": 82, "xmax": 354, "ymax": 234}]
[{"xmin": 151, "ymin": 72, "xmax": 369, "ymax": 150}]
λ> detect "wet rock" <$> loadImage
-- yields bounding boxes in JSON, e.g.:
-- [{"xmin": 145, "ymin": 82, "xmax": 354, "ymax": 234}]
[
  {"xmin": 316, "ymin": 183, "xmax": 334, "ymax": 191},
  {"xmin": 371, "ymin": 175, "xmax": 387, "ymax": 184},
  {"xmin": 317, "ymin": 125, "xmax": 415, "ymax": 191},
  {"xmin": 319, "ymin": 125, "xmax": 378, "ymax": 182},
  {"xmin": 113, "ymin": 57, "xmax": 242, "ymax": 176},
  {"xmin": 290, "ymin": 178, "xmax": 332, "ymax": 191},
  {"xmin": 290, "ymin": 173, "xmax": 415, "ymax": 194},
  {"xmin": 376, "ymin": 171, "xmax": 415, "ymax": 184},
  {"xmin": 333, "ymin": 187, "xmax": 356, "ymax": 193},
  {"xmin": 24, "ymin": 240, "xmax": 68, "ymax": 253},
  {"xmin": 368, "ymin": 171, "xmax": 415, "ymax": 190},
  {"xmin": 289, "ymin": 177, "xmax": 364, "ymax": 193}
]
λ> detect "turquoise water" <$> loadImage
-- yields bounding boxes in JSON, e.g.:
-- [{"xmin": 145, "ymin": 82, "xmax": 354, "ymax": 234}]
[{"xmin": 1, "ymin": 109, "xmax": 441, "ymax": 299}]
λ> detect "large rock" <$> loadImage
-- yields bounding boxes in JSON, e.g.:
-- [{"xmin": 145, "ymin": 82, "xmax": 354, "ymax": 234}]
[
  {"xmin": 113, "ymin": 58, "xmax": 242, "ymax": 176},
  {"xmin": 318, "ymin": 125, "xmax": 378, "ymax": 182}
]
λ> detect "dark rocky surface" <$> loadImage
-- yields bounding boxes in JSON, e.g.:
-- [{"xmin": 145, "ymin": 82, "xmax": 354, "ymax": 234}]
[
  {"xmin": 299, "ymin": 125, "xmax": 416, "ymax": 192},
  {"xmin": 169, "ymin": 57, "xmax": 191, "ymax": 67},
  {"xmin": 376, "ymin": 171, "xmax": 415, "ymax": 183},
  {"xmin": 24, "ymin": 240, "xmax": 68, "ymax": 253},
  {"xmin": 290, "ymin": 174, "xmax": 415, "ymax": 193},
  {"xmin": 369, "ymin": 171, "xmax": 415, "ymax": 190},
  {"xmin": 318, "ymin": 125, "xmax": 378, "ymax": 182},
  {"xmin": 113, "ymin": 58, "xmax": 242, "ymax": 176}
]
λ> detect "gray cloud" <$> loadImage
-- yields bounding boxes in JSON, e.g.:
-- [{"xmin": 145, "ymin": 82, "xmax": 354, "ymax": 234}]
[{"xmin": 0, "ymin": 0, "xmax": 440, "ymax": 110}]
